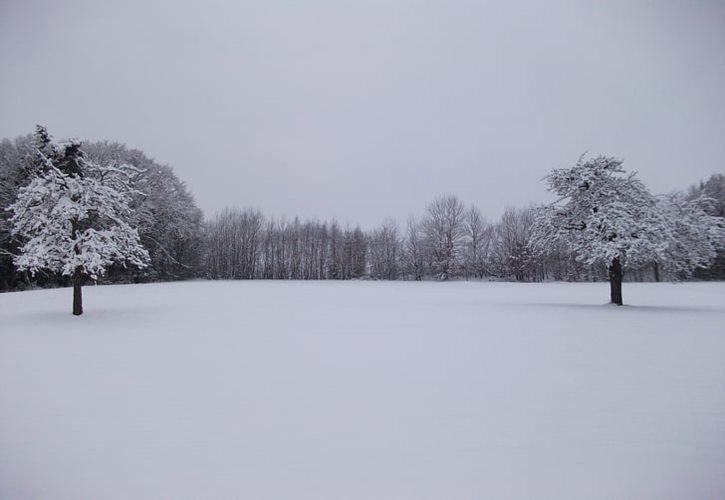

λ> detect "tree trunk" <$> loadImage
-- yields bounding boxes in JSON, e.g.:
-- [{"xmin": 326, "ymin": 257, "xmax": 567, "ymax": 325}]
[
  {"xmin": 72, "ymin": 267, "xmax": 83, "ymax": 316},
  {"xmin": 608, "ymin": 257, "xmax": 623, "ymax": 306},
  {"xmin": 653, "ymin": 261, "xmax": 660, "ymax": 282},
  {"xmin": 71, "ymin": 218, "xmax": 83, "ymax": 316}
]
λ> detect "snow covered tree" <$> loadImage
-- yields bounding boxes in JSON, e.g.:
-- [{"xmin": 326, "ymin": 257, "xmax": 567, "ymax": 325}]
[
  {"xmin": 8, "ymin": 129, "xmax": 149, "ymax": 315},
  {"xmin": 82, "ymin": 141, "xmax": 205, "ymax": 281},
  {"xmin": 0, "ymin": 134, "xmax": 37, "ymax": 290},
  {"xmin": 532, "ymin": 156, "xmax": 669, "ymax": 305},
  {"xmin": 655, "ymin": 193, "xmax": 725, "ymax": 279},
  {"xmin": 685, "ymin": 174, "xmax": 725, "ymax": 279}
]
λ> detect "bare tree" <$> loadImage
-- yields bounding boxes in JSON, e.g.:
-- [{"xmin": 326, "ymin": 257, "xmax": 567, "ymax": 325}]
[
  {"xmin": 494, "ymin": 206, "xmax": 535, "ymax": 281},
  {"xmin": 404, "ymin": 216, "xmax": 424, "ymax": 281},
  {"xmin": 422, "ymin": 195, "xmax": 466, "ymax": 280},
  {"xmin": 206, "ymin": 208, "xmax": 263, "ymax": 279},
  {"xmin": 369, "ymin": 218, "xmax": 401, "ymax": 280},
  {"xmin": 463, "ymin": 205, "xmax": 494, "ymax": 279}
]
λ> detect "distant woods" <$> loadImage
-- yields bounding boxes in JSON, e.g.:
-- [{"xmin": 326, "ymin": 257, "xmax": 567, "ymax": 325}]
[
  {"xmin": 206, "ymin": 209, "xmax": 368, "ymax": 281},
  {"xmin": 1, "ymin": 130, "xmax": 724, "ymax": 291},
  {"xmin": 201, "ymin": 177, "xmax": 725, "ymax": 284}
]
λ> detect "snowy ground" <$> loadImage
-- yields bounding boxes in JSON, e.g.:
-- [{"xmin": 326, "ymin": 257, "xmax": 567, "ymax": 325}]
[{"xmin": 1, "ymin": 281, "xmax": 724, "ymax": 500}]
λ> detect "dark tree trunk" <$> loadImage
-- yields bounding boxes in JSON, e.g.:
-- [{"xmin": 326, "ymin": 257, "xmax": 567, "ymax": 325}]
[
  {"xmin": 608, "ymin": 257, "xmax": 623, "ymax": 306},
  {"xmin": 70, "ymin": 218, "xmax": 83, "ymax": 316},
  {"xmin": 72, "ymin": 267, "xmax": 83, "ymax": 316},
  {"xmin": 653, "ymin": 261, "xmax": 660, "ymax": 282}
]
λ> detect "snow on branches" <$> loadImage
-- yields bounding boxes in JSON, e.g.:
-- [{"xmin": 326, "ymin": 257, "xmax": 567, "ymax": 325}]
[
  {"xmin": 532, "ymin": 156, "xmax": 668, "ymax": 268},
  {"xmin": 8, "ymin": 135, "xmax": 149, "ymax": 281},
  {"xmin": 532, "ymin": 155, "xmax": 725, "ymax": 278},
  {"xmin": 656, "ymin": 193, "xmax": 725, "ymax": 278}
]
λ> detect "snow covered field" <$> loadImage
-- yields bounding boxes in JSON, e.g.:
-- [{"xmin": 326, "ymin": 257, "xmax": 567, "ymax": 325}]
[{"xmin": 1, "ymin": 280, "xmax": 724, "ymax": 500}]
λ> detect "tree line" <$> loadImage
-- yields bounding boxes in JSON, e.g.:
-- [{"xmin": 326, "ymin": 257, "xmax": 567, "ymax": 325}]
[{"xmin": 1, "ymin": 129, "xmax": 724, "ymax": 293}]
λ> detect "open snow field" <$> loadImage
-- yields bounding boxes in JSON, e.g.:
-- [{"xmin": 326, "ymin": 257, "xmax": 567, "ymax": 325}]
[{"xmin": 1, "ymin": 280, "xmax": 724, "ymax": 500}]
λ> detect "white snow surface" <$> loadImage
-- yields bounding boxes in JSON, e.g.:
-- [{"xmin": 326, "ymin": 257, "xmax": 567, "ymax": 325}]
[{"xmin": 1, "ymin": 280, "xmax": 724, "ymax": 500}]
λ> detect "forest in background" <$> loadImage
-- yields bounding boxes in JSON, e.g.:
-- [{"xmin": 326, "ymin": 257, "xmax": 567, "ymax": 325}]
[{"xmin": 1, "ymin": 131, "xmax": 723, "ymax": 291}]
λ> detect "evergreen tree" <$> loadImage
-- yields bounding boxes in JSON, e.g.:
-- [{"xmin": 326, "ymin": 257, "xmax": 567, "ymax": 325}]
[{"xmin": 8, "ymin": 128, "xmax": 149, "ymax": 315}]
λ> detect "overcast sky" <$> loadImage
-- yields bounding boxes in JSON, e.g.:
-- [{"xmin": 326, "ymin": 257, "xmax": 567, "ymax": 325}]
[{"xmin": 1, "ymin": 0, "xmax": 723, "ymax": 227}]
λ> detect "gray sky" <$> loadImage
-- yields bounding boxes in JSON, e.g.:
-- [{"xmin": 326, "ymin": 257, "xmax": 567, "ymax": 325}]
[{"xmin": 1, "ymin": 0, "xmax": 724, "ymax": 228}]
